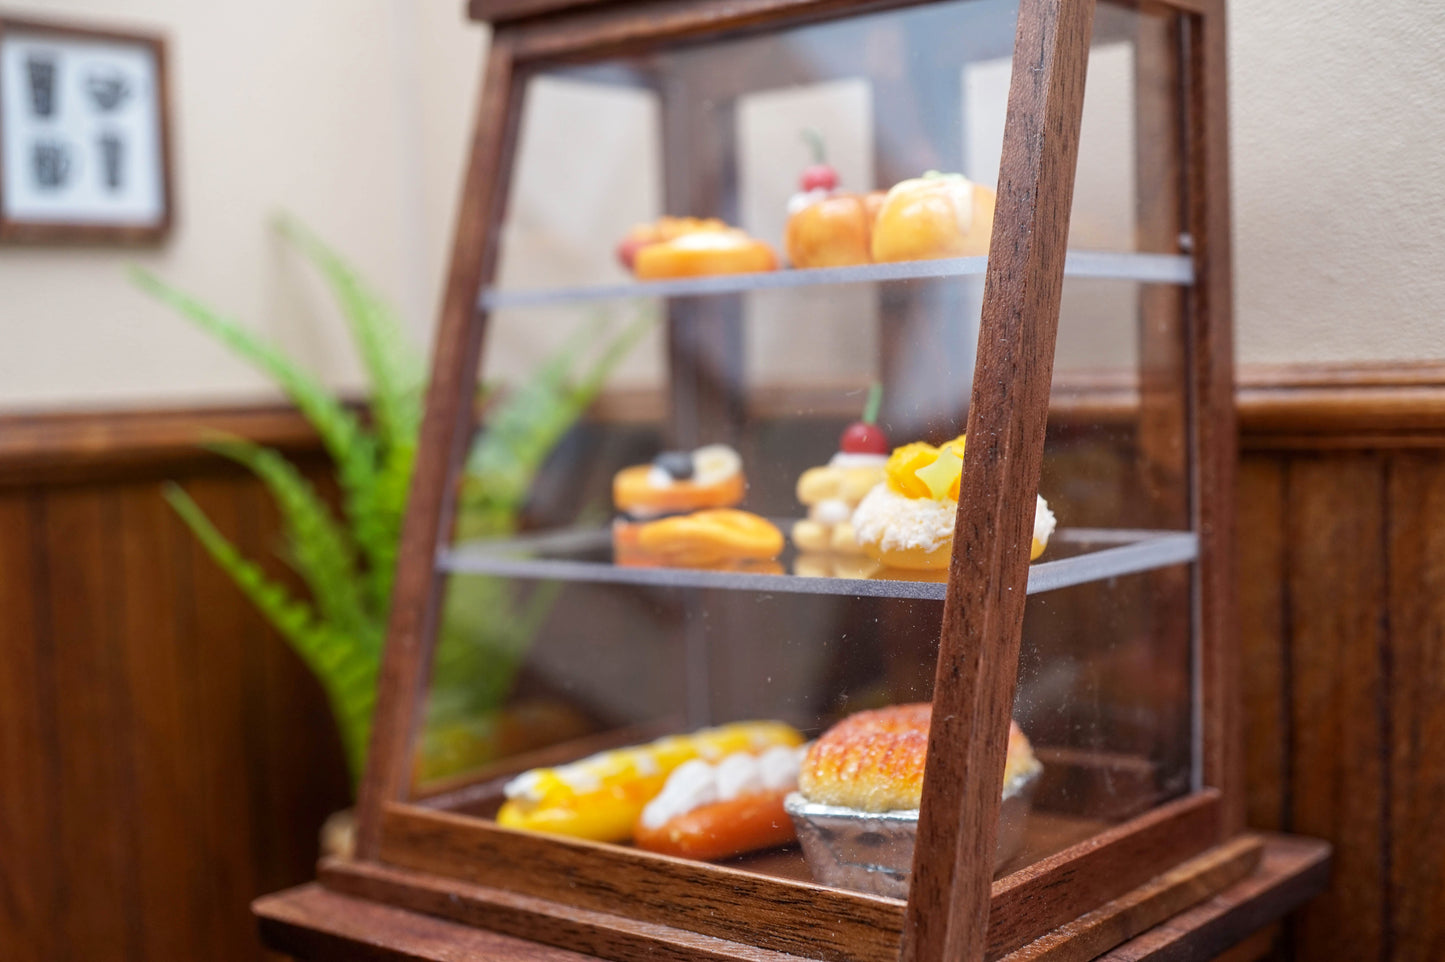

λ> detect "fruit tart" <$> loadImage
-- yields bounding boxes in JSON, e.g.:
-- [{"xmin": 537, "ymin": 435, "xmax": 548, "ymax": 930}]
[{"xmin": 851, "ymin": 435, "xmax": 1056, "ymax": 570}]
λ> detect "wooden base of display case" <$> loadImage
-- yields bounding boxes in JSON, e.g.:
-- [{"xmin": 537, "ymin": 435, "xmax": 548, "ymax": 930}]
[{"xmin": 255, "ymin": 834, "xmax": 1329, "ymax": 962}]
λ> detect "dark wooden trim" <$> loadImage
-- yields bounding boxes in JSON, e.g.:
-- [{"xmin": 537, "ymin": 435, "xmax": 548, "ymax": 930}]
[
  {"xmin": 1184, "ymin": 0, "xmax": 1241, "ymax": 835},
  {"xmin": 0, "ymin": 15, "xmax": 175, "ymax": 246},
  {"xmin": 470, "ymin": 0, "xmax": 625, "ymax": 24},
  {"xmin": 376, "ymin": 802, "xmax": 904, "ymax": 962},
  {"xmin": 0, "ymin": 402, "xmax": 332, "ymax": 487},
  {"xmin": 360, "ymin": 792, "xmax": 1225, "ymax": 962},
  {"xmin": 7, "ymin": 359, "xmax": 1445, "ymax": 485},
  {"xmin": 985, "ymin": 791, "xmax": 1222, "ymax": 959},
  {"xmin": 1093, "ymin": 835, "xmax": 1330, "ymax": 961},
  {"xmin": 903, "ymin": 2, "xmax": 1096, "ymax": 961},
  {"xmin": 996, "ymin": 833, "xmax": 1262, "ymax": 962},
  {"xmin": 256, "ymin": 834, "xmax": 1324, "ymax": 962},
  {"xmin": 354, "ymin": 35, "xmax": 527, "ymax": 860}
]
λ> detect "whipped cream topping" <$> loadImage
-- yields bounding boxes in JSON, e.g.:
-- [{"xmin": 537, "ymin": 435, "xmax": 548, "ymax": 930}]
[
  {"xmin": 828, "ymin": 452, "xmax": 889, "ymax": 469},
  {"xmin": 644, "ymin": 444, "xmax": 740, "ymax": 490},
  {"xmin": 810, "ymin": 498, "xmax": 853, "ymax": 525},
  {"xmin": 1032, "ymin": 494, "xmax": 1057, "ymax": 547},
  {"xmin": 787, "ymin": 187, "xmax": 832, "ymax": 216},
  {"xmin": 639, "ymin": 745, "xmax": 804, "ymax": 830},
  {"xmin": 668, "ymin": 230, "xmax": 748, "ymax": 251},
  {"xmin": 851, "ymin": 484, "xmax": 1056, "ymax": 554}
]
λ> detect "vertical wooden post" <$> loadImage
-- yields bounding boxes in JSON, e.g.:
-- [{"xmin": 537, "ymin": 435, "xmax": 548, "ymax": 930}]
[
  {"xmin": 1186, "ymin": 0, "xmax": 1241, "ymax": 834},
  {"xmin": 354, "ymin": 35, "xmax": 525, "ymax": 859},
  {"xmin": 900, "ymin": 2, "xmax": 1095, "ymax": 961}
]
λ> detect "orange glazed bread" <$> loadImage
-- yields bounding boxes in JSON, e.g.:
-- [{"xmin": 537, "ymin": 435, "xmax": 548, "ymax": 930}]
[
  {"xmin": 798, "ymin": 703, "xmax": 1037, "ymax": 812},
  {"xmin": 633, "ymin": 230, "xmax": 778, "ymax": 279}
]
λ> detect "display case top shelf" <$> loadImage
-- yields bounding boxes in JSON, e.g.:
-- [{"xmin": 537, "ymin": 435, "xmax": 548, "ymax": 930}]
[
  {"xmin": 481, "ymin": 250, "xmax": 1194, "ymax": 310},
  {"xmin": 441, "ymin": 527, "xmax": 1199, "ymax": 601}
]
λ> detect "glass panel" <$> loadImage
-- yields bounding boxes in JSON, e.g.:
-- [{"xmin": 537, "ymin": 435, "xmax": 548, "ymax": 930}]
[{"xmin": 412, "ymin": 0, "xmax": 1193, "ymax": 903}]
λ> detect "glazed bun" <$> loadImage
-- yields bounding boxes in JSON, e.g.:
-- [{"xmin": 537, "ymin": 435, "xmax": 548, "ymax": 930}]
[
  {"xmin": 798, "ymin": 703, "xmax": 1039, "ymax": 812},
  {"xmin": 785, "ymin": 191, "xmax": 886, "ymax": 269},
  {"xmin": 798, "ymin": 703, "xmax": 931, "ymax": 812},
  {"xmin": 871, "ymin": 173, "xmax": 996, "ymax": 263}
]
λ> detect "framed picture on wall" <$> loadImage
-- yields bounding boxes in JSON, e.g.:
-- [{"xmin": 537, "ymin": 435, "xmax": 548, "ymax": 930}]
[{"xmin": 0, "ymin": 16, "xmax": 173, "ymax": 243}]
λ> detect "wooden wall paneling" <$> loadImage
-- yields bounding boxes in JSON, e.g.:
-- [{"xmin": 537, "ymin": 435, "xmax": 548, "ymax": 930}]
[
  {"xmin": 42, "ymin": 485, "xmax": 146, "ymax": 962},
  {"xmin": 113, "ymin": 480, "xmax": 212, "ymax": 961},
  {"xmin": 1384, "ymin": 453, "xmax": 1445, "ymax": 962},
  {"xmin": 174, "ymin": 476, "xmax": 268, "ymax": 962},
  {"xmin": 247, "ymin": 471, "xmax": 353, "ymax": 907},
  {"xmin": 0, "ymin": 491, "xmax": 60, "ymax": 962},
  {"xmin": 1284, "ymin": 455, "xmax": 1388, "ymax": 962},
  {"xmin": 1236, "ymin": 458, "xmax": 1287, "ymax": 835}
]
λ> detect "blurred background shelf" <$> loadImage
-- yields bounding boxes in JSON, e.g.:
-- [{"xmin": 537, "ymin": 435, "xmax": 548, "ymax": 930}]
[{"xmin": 480, "ymin": 250, "xmax": 1195, "ymax": 310}]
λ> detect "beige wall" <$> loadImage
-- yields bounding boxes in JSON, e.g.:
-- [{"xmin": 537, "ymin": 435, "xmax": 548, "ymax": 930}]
[
  {"xmin": 0, "ymin": 2, "xmax": 1439, "ymax": 412},
  {"xmin": 0, "ymin": 0, "xmax": 485, "ymax": 411}
]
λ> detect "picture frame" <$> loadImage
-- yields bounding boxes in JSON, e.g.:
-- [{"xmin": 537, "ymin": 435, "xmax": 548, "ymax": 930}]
[{"xmin": 0, "ymin": 15, "xmax": 173, "ymax": 244}]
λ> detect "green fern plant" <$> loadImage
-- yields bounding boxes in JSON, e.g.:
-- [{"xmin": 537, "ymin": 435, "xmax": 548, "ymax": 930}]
[{"xmin": 134, "ymin": 215, "xmax": 650, "ymax": 788}]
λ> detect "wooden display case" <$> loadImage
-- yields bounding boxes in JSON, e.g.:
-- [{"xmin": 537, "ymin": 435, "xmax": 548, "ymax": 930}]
[{"xmin": 258, "ymin": 1, "xmax": 1328, "ymax": 961}]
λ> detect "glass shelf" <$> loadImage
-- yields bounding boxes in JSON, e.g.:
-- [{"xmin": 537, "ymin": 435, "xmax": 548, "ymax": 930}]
[
  {"xmin": 480, "ymin": 250, "xmax": 1194, "ymax": 311},
  {"xmin": 440, "ymin": 527, "xmax": 1198, "ymax": 601}
]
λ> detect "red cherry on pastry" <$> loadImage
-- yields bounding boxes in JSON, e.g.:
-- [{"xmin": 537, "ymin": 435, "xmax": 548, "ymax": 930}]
[
  {"xmin": 800, "ymin": 164, "xmax": 839, "ymax": 193},
  {"xmin": 840, "ymin": 422, "xmax": 889, "ymax": 454}
]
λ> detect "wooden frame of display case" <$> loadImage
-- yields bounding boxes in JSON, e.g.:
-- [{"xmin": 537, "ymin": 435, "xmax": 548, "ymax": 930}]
[{"xmin": 313, "ymin": 1, "xmax": 1255, "ymax": 961}]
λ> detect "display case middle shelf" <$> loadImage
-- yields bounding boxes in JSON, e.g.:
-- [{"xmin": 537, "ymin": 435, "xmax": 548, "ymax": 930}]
[
  {"xmin": 440, "ymin": 527, "xmax": 1198, "ymax": 600},
  {"xmin": 480, "ymin": 250, "xmax": 1195, "ymax": 311}
]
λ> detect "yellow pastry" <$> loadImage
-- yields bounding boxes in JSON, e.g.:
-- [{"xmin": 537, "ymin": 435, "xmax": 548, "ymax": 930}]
[
  {"xmin": 870, "ymin": 171, "xmax": 996, "ymax": 263},
  {"xmin": 614, "ymin": 509, "xmax": 784, "ymax": 568},
  {"xmin": 633, "ymin": 229, "xmax": 778, "ymax": 279},
  {"xmin": 497, "ymin": 721, "xmax": 804, "ymax": 842}
]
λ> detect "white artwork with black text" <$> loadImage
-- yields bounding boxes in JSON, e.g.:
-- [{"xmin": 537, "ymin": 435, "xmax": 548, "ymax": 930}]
[{"xmin": 1, "ymin": 31, "xmax": 164, "ymax": 224}]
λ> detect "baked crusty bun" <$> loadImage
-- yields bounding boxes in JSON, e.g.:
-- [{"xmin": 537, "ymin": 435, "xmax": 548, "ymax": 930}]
[{"xmin": 798, "ymin": 703, "xmax": 1038, "ymax": 812}]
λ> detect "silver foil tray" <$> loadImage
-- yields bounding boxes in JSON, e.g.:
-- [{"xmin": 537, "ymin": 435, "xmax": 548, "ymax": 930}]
[{"xmin": 783, "ymin": 766, "xmax": 1040, "ymax": 899}]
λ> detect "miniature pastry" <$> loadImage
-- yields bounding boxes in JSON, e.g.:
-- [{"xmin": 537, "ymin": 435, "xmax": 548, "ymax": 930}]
[
  {"xmin": 870, "ymin": 171, "xmax": 997, "ymax": 263},
  {"xmin": 616, "ymin": 216, "xmax": 728, "ymax": 271},
  {"xmin": 613, "ymin": 444, "xmax": 745, "ymax": 518},
  {"xmin": 497, "ymin": 721, "xmax": 804, "ymax": 843},
  {"xmin": 851, "ymin": 435, "xmax": 1056, "ymax": 570},
  {"xmin": 784, "ymin": 131, "xmax": 885, "ymax": 269},
  {"xmin": 633, "ymin": 744, "xmax": 806, "ymax": 860},
  {"xmin": 792, "ymin": 385, "xmax": 890, "ymax": 555},
  {"xmin": 630, "ymin": 226, "xmax": 778, "ymax": 280},
  {"xmin": 614, "ymin": 509, "xmax": 784, "ymax": 568},
  {"xmin": 797, "ymin": 703, "xmax": 1040, "ymax": 813}
]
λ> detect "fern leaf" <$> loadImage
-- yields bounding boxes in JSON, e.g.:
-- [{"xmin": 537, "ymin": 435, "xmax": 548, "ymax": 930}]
[
  {"xmin": 130, "ymin": 267, "xmax": 381, "ymax": 501},
  {"xmin": 163, "ymin": 483, "xmax": 378, "ymax": 781},
  {"xmin": 273, "ymin": 215, "xmax": 425, "ymax": 450},
  {"xmin": 203, "ymin": 437, "xmax": 375, "ymax": 647}
]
